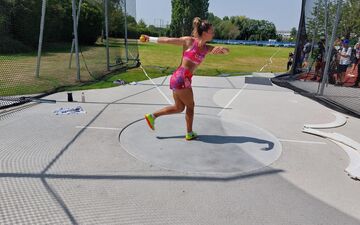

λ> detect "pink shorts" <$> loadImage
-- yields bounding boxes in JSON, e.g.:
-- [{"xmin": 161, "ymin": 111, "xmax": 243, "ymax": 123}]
[{"xmin": 170, "ymin": 67, "xmax": 193, "ymax": 90}]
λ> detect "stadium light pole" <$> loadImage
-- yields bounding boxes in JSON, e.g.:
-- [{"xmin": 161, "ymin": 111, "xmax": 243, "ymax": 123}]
[
  {"xmin": 309, "ymin": 3, "xmax": 319, "ymax": 73},
  {"xmin": 319, "ymin": 0, "xmax": 343, "ymax": 95},
  {"xmin": 104, "ymin": 0, "xmax": 110, "ymax": 71},
  {"xmin": 124, "ymin": 0, "xmax": 129, "ymax": 62},
  {"xmin": 324, "ymin": 0, "xmax": 329, "ymax": 60},
  {"xmin": 35, "ymin": 0, "xmax": 47, "ymax": 78},
  {"xmin": 69, "ymin": 0, "xmax": 83, "ymax": 69},
  {"xmin": 317, "ymin": 0, "xmax": 329, "ymax": 93},
  {"xmin": 72, "ymin": 0, "xmax": 81, "ymax": 81}
]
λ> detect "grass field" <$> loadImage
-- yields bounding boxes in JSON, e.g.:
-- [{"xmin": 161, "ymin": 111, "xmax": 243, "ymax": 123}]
[
  {"xmin": 0, "ymin": 40, "xmax": 294, "ymax": 95},
  {"xmin": 0, "ymin": 40, "xmax": 125, "ymax": 96},
  {"xmin": 139, "ymin": 42, "xmax": 292, "ymax": 74},
  {"xmin": 65, "ymin": 42, "xmax": 293, "ymax": 91}
]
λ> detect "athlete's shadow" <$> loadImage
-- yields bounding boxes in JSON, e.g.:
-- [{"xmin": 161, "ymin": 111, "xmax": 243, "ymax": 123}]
[{"xmin": 157, "ymin": 135, "xmax": 274, "ymax": 151}]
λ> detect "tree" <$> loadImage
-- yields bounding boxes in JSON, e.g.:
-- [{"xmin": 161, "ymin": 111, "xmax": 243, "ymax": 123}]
[
  {"xmin": 339, "ymin": 0, "xmax": 360, "ymax": 37},
  {"xmin": 108, "ymin": 2, "xmax": 124, "ymax": 37},
  {"xmin": 0, "ymin": 0, "xmax": 11, "ymax": 35},
  {"xmin": 305, "ymin": 0, "xmax": 338, "ymax": 41},
  {"xmin": 218, "ymin": 20, "xmax": 239, "ymax": 40},
  {"xmin": 170, "ymin": 0, "xmax": 209, "ymax": 37},
  {"xmin": 137, "ymin": 19, "xmax": 147, "ymax": 29},
  {"xmin": 208, "ymin": 14, "xmax": 277, "ymax": 41},
  {"xmin": 78, "ymin": 1, "xmax": 103, "ymax": 45},
  {"xmin": 207, "ymin": 12, "xmax": 222, "ymax": 26},
  {"xmin": 305, "ymin": 0, "xmax": 359, "ymax": 42},
  {"xmin": 290, "ymin": 27, "xmax": 297, "ymax": 41},
  {"xmin": 230, "ymin": 16, "xmax": 250, "ymax": 40},
  {"xmin": 0, "ymin": 0, "xmax": 32, "ymax": 53},
  {"xmin": 207, "ymin": 12, "xmax": 222, "ymax": 38},
  {"xmin": 258, "ymin": 20, "xmax": 277, "ymax": 40},
  {"xmin": 169, "ymin": 0, "xmax": 184, "ymax": 36},
  {"xmin": 11, "ymin": 0, "xmax": 43, "ymax": 47}
]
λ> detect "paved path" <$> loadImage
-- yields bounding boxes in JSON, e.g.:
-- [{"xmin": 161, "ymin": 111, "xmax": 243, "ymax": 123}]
[{"xmin": 1, "ymin": 75, "xmax": 359, "ymax": 225}]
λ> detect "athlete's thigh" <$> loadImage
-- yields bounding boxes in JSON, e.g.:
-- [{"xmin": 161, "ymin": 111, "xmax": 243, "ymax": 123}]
[
  {"xmin": 172, "ymin": 91, "xmax": 185, "ymax": 110},
  {"xmin": 173, "ymin": 88, "xmax": 194, "ymax": 107}
]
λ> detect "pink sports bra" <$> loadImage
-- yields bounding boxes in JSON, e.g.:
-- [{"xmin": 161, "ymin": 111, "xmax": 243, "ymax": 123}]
[{"xmin": 182, "ymin": 38, "xmax": 209, "ymax": 65}]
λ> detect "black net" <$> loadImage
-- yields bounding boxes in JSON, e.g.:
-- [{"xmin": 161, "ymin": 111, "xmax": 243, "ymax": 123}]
[
  {"xmin": 272, "ymin": 0, "xmax": 360, "ymax": 117},
  {"xmin": 106, "ymin": 0, "xmax": 139, "ymax": 69},
  {"xmin": 0, "ymin": 0, "xmax": 139, "ymax": 109}
]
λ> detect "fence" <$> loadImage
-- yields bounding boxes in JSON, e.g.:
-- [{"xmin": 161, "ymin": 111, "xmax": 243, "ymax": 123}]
[
  {"xmin": 272, "ymin": 0, "xmax": 360, "ymax": 117},
  {"xmin": 0, "ymin": 0, "xmax": 139, "ymax": 109}
]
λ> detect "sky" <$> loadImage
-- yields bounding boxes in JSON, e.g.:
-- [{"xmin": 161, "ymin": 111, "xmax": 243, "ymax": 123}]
[{"xmin": 136, "ymin": 0, "xmax": 302, "ymax": 31}]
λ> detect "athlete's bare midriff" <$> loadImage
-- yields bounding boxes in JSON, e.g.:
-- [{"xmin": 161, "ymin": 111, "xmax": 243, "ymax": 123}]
[
  {"xmin": 180, "ymin": 38, "xmax": 208, "ymax": 73},
  {"xmin": 181, "ymin": 59, "xmax": 198, "ymax": 74}
]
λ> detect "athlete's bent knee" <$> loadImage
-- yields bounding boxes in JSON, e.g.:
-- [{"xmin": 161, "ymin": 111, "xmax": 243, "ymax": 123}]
[{"xmin": 177, "ymin": 105, "xmax": 185, "ymax": 113}]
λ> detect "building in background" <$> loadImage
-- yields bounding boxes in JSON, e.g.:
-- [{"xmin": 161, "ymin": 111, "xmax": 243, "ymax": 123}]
[{"xmin": 277, "ymin": 30, "xmax": 291, "ymax": 40}]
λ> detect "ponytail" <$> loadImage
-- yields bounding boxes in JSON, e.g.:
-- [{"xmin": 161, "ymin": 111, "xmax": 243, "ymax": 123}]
[
  {"xmin": 192, "ymin": 17, "xmax": 201, "ymax": 37},
  {"xmin": 192, "ymin": 17, "xmax": 212, "ymax": 38}
]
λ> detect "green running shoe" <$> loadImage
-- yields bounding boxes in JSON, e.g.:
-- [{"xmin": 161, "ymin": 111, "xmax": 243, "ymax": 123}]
[
  {"xmin": 145, "ymin": 113, "xmax": 155, "ymax": 130},
  {"xmin": 185, "ymin": 131, "xmax": 198, "ymax": 141}
]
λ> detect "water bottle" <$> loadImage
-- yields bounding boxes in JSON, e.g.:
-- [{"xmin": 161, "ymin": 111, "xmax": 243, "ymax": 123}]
[{"xmin": 81, "ymin": 92, "xmax": 85, "ymax": 103}]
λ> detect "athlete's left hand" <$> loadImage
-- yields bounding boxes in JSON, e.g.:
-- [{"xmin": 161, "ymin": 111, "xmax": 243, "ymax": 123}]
[{"xmin": 211, "ymin": 46, "xmax": 229, "ymax": 55}]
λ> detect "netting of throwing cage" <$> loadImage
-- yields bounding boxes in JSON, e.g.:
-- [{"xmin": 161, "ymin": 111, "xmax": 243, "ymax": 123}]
[
  {"xmin": 272, "ymin": 0, "xmax": 360, "ymax": 117},
  {"xmin": 0, "ymin": 0, "xmax": 139, "ymax": 109}
]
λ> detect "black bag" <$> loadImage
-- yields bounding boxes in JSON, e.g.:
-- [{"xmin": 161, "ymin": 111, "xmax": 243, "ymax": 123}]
[{"xmin": 350, "ymin": 48, "xmax": 357, "ymax": 63}]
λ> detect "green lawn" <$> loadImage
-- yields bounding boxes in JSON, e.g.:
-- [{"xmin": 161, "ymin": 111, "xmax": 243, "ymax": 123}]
[
  {"xmin": 65, "ymin": 42, "xmax": 293, "ymax": 91},
  {"xmin": 139, "ymin": 42, "xmax": 292, "ymax": 74},
  {"xmin": 1, "ymin": 40, "xmax": 294, "ymax": 95}
]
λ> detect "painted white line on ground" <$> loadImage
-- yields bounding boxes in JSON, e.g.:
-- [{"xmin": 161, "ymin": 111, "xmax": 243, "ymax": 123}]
[
  {"xmin": 76, "ymin": 126, "xmax": 121, "ymax": 131},
  {"xmin": 128, "ymin": 50, "xmax": 172, "ymax": 105},
  {"xmin": 279, "ymin": 138, "xmax": 326, "ymax": 145},
  {"xmin": 259, "ymin": 65, "xmax": 267, "ymax": 72},
  {"xmin": 139, "ymin": 65, "xmax": 172, "ymax": 105},
  {"xmin": 269, "ymin": 49, "xmax": 280, "ymax": 63},
  {"xmin": 217, "ymin": 84, "xmax": 248, "ymax": 116},
  {"xmin": 259, "ymin": 49, "xmax": 281, "ymax": 72}
]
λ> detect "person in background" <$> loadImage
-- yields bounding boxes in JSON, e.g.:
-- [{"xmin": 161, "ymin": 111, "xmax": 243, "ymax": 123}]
[
  {"xmin": 287, "ymin": 52, "xmax": 294, "ymax": 71},
  {"xmin": 302, "ymin": 39, "xmax": 312, "ymax": 68},
  {"xmin": 334, "ymin": 37, "xmax": 342, "ymax": 51},
  {"xmin": 351, "ymin": 38, "xmax": 360, "ymax": 88},
  {"xmin": 312, "ymin": 38, "xmax": 326, "ymax": 81},
  {"xmin": 336, "ymin": 39, "xmax": 352, "ymax": 85}
]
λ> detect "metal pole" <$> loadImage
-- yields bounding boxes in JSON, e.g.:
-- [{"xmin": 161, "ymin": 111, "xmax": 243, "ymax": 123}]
[
  {"xmin": 309, "ymin": 27, "xmax": 318, "ymax": 73},
  {"xmin": 324, "ymin": 0, "xmax": 329, "ymax": 59},
  {"xmin": 72, "ymin": 0, "xmax": 81, "ymax": 81},
  {"xmin": 35, "ymin": 0, "xmax": 47, "ymax": 78},
  {"xmin": 69, "ymin": 0, "xmax": 82, "ymax": 69},
  {"xmin": 124, "ymin": 0, "xmax": 129, "ymax": 62},
  {"xmin": 292, "ymin": 0, "xmax": 306, "ymax": 75},
  {"xmin": 317, "ymin": 0, "xmax": 328, "ymax": 92},
  {"xmin": 104, "ymin": 0, "xmax": 110, "ymax": 71},
  {"xmin": 309, "ymin": 4, "xmax": 319, "ymax": 73},
  {"xmin": 319, "ymin": 0, "xmax": 343, "ymax": 95}
]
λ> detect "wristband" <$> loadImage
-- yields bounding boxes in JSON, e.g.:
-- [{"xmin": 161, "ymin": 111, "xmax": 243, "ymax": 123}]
[{"xmin": 149, "ymin": 37, "xmax": 159, "ymax": 43}]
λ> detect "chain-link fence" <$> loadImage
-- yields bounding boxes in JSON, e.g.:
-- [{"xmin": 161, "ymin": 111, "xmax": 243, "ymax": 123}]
[
  {"xmin": 272, "ymin": 0, "xmax": 360, "ymax": 117},
  {"xmin": 0, "ymin": 0, "xmax": 139, "ymax": 109}
]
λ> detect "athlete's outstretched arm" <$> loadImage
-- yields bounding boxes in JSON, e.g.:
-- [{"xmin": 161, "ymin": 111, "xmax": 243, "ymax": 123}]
[{"xmin": 140, "ymin": 35, "xmax": 192, "ymax": 46}]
